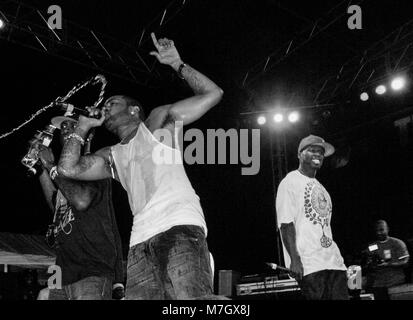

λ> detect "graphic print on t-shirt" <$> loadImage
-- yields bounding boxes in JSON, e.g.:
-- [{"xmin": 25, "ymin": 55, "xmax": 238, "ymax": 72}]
[
  {"xmin": 304, "ymin": 181, "xmax": 332, "ymax": 248},
  {"xmin": 54, "ymin": 200, "xmax": 75, "ymax": 236},
  {"xmin": 47, "ymin": 192, "xmax": 75, "ymax": 247}
]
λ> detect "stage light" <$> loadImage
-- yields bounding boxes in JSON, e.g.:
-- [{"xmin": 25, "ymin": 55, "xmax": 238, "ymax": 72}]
[
  {"xmin": 0, "ymin": 18, "xmax": 5, "ymax": 29},
  {"xmin": 360, "ymin": 92, "xmax": 369, "ymax": 101},
  {"xmin": 375, "ymin": 85, "xmax": 386, "ymax": 95},
  {"xmin": 288, "ymin": 111, "xmax": 299, "ymax": 123},
  {"xmin": 257, "ymin": 116, "xmax": 266, "ymax": 125},
  {"xmin": 391, "ymin": 76, "xmax": 406, "ymax": 91},
  {"xmin": 273, "ymin": 113, "xmax": 283, "ymax": 123}
]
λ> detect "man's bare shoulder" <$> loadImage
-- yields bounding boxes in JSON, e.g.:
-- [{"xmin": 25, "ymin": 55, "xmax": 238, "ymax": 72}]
[{"xmin": 145, "ymin": 104, "xmax": 172, "ymax": 132}]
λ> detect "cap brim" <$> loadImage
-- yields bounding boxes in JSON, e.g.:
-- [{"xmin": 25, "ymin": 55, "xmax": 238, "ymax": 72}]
[
  {"xmin": 51, "ymin": 116, "xmax": 77, "ymax": 130},
  {"xmin": 311, "ymin": 142, "xmax": 335, "ymax": 157}
]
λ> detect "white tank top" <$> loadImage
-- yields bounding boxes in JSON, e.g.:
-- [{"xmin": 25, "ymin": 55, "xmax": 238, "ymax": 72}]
[{"xmin": 111, "ymin": 122, "xmax": 207, "ymax": 247}]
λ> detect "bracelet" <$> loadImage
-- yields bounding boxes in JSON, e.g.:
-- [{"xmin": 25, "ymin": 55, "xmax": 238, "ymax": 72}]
[
  {"xmin": 65, "ymin": 133, "xmax": 85, "ymax": 146},
  {"xmin": 49, "ymin": 166, "xmax": 58, "ymax": 180},
  {"xmin": 177, "ymin": 62, "xmax": 187, "ymax": 79}
]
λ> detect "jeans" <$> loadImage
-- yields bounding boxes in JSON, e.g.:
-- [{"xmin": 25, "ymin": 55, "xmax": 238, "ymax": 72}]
[
  {"xmin": 48, "ymin": 276, "xmax": 112, "ymax": 300},
  {"xmin": 125, "ymin": 225, "xmax": 216, "ymax": 300},
  {"xmin": 299, "ymin": 270, "xmax": 349, "ymax": 300}
]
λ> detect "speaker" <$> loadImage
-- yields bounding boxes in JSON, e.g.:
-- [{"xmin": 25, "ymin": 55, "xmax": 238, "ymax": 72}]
[{"xmin": 218, "ymin": 270, "xmax": 240, "ymax": 297}]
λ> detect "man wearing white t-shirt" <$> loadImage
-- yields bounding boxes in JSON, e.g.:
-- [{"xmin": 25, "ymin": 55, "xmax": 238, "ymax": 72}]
[{"xmin": 276, "ymin": 135, "xmax": 348, "ymax": 300}]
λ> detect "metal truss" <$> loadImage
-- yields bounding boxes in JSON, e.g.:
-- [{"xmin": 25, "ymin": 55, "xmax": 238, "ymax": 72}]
[
  {"xmin": 0, "ymin": 0, "xmax": 188, "ymax": 87},
  {"xmin": 311, "ymin": 18, "xmax": 413, "ymax": 105},
  {"xmin": 239, "ymin": 0, "xmax": 413, "ymax": 112},
  {"xmin": 240, "ymin": 0, "xmax": 365, "ymax": 88}
]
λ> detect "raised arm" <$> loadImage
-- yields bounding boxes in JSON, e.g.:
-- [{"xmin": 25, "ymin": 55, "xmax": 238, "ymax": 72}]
[
  {"xmin": 149, "ymin": 33, "xmax": 223, "ymax": 127},
  {"xmin": 57, "ymin": 116, "xmax": 113, "ymax": 181}
]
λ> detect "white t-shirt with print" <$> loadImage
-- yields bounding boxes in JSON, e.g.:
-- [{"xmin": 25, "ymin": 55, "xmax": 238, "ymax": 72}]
[{"xmin": 276, "ymin": 170, "xmax": 347, "ymax": 276}]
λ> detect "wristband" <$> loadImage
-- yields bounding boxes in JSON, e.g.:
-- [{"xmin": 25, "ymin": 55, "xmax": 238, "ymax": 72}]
[
  {"xmin": 65, "ymin": 133, "xmax": 85, "ymax": 146},
  {"xmin": 177, "ymin": 62, "xmax": 187, "ymax": 79},
  {"xmin": 49, "ymin": 166, "xmax": 58, "ymax": 180}
]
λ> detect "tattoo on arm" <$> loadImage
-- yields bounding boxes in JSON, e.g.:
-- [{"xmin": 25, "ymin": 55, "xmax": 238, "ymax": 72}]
[
  {"xmin": 59, "ymin": 136, "xmax": 110, "ymax": 177},
  {"xmin": 78, "ymin": 155, "xmax": 100, "ymax": 174},
  {"xmin": 59, "ymin": 136, "xmax": 83, "ymax": 174},
  {"xmin": 164, "ymin": 65, "xmax": 222, "ymax": 127},
  {"xmin": 181, "ymin": 64, "xmax": 218, "ymax": 95}
]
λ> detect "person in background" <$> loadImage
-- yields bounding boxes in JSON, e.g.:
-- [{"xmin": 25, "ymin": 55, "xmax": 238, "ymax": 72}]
[{"xmin": 364, "ymin": 220, "xmax": 410, "ymax": 299}]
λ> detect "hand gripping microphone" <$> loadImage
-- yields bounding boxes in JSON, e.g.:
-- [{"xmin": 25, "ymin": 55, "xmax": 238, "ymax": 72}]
[
  {"xmin": 56, "ymin": 102, "xmax": 102, "ymax": 119},
  {"xmin": 265, "ymin": 262, "xmax": 291, "ymax": 273}
]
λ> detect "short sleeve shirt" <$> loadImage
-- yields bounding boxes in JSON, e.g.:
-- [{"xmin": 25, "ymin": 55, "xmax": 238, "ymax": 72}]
[{"xmin": 276, "ymin": 170, "xmax": 347, "ymax": 276}]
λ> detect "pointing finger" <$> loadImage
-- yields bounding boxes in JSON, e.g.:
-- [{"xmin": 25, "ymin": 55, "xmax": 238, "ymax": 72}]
[{"xmin": 151, "ymin": 32, "xmax": 161, "ymax": 50}]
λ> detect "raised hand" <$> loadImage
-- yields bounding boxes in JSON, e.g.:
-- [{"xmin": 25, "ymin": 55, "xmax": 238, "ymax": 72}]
[
  {"xmin": 77, "ymin": 111, "xmax": 105, "ymax": 132},
  {"xmin": 149, "ymin": 32, "xmax": 182, "ymax": 70}
]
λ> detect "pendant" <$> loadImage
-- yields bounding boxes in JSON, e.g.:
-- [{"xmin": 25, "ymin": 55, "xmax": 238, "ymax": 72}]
[{"xmin": 320, "ymin": 234, "xmax": 332, "ymax": 248}]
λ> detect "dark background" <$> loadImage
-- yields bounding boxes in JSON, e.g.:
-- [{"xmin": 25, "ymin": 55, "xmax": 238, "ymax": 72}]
[{"xmin": 1, "ymin": 0, "xmax": 413, "ymax": 276}]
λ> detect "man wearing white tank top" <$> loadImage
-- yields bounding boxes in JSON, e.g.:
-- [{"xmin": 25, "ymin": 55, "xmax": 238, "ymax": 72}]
[{"xmin": 57, "ymin": 33, "xmax": 224, "ymax": 299}]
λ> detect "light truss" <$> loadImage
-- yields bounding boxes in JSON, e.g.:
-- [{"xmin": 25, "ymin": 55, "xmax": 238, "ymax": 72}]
[
  {"xmin": 312, "ymin": 18, "xmax": 413, "ymax": 105},
  {"xmin": 240, "ymin": 0, "xmax": 365, "ymax": 88},
  {"xmin": 0, "ymin": 0, "xmax": 189, "ymax": 86}
]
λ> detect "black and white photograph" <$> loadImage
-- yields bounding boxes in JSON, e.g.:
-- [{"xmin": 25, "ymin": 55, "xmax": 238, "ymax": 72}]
[{"xmin": 1, "ymin": 0, "xmax": 413, "ymax": 312}]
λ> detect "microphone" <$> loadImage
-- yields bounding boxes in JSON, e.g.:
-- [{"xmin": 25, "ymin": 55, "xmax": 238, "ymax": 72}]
[
  {"xmin": 56, "ymin": 102, "xmax": 102, "ymax": 119},
  {"xmin": 265, "ymin": 262, "xmax": 291, "ymax": 273}
]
